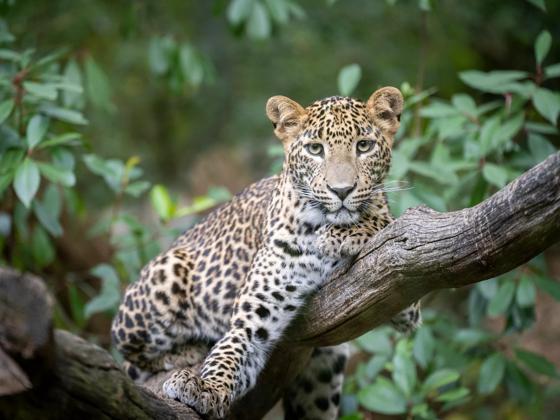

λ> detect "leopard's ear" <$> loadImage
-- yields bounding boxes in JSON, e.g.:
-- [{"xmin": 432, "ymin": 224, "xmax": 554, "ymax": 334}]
[
  {"xmin": 266, "ymin": 96, "xmax": 306, "ymax": 144},
  {"xmin": 366, "ymin": 87, "xmax": 404, "ymax": 136}
]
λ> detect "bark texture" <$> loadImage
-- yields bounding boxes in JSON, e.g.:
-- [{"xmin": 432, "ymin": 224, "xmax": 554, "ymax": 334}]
[{"xmin": 0, "ymin": 152, "xmax": 558, "ymax": 420}]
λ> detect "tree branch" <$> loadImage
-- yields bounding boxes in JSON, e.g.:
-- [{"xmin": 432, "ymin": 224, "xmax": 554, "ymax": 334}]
[{"xmin": 1, "ymin": 152, "xmax": 559, "ymax": 420}]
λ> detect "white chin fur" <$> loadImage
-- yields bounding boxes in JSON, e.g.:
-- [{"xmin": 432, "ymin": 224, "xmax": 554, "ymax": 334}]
[
  {"xmin": 326, "ymin": 209, "xmax": 359, "ymax": 225},
  {"xmin": 300, "ymin": 206, "xmax": 326, "ymax": 225}
]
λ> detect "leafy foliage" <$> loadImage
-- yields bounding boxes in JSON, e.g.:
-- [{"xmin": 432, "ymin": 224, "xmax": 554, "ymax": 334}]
[
  {"xmin": 0, "ymin": 24, "xmax": 230, "ymax": 328},
  {"xmin": 342, "ymin": 19, "xmax": 560, "ymax": 419},
  {"xmin": 0, "ymin": 2, "xmax": 559, "ymax": 418}
]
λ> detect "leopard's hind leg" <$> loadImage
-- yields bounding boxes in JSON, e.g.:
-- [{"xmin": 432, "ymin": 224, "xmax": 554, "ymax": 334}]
[{"xmin": 283, "ymin": 344, "xmax": 348, "ymax": 420}]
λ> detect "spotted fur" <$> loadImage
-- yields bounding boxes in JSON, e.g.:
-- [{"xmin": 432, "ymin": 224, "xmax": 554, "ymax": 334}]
[{"xmin": 111, "ymin": 87, "xmax": 421, "ymax": 419}]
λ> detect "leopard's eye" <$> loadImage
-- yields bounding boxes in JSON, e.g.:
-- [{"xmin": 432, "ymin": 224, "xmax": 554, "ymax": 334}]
[
  {"xmin": 356, "ymin": 140, "xmax": 374, "ymax": 154},
  {"xmin": 305, "ymin": 143, "xmax": 324, "ymax": 156}
]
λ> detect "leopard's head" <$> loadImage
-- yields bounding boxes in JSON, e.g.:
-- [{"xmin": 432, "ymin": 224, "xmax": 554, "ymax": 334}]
[{"xmin": 266, "ymin": 87, "xmax": 403, "ymax": 225}]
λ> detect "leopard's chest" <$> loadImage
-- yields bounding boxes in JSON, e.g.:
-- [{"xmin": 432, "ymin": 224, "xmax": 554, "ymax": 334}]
[{"xmin": 272, "ymin": 229, "xmax": 344, "ymax": 291}]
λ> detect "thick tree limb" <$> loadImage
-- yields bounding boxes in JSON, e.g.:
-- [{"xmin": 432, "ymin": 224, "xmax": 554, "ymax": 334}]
[{"xmin": 1, "ymin": 152, "xmax": 559, "ymax": 420}]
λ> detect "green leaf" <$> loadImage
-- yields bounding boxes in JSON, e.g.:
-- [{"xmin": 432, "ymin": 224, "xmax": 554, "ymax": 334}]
[
  {"xmin": 63, "ymin": 59, "xmax": 84, "ymax": 109},
  {"xmin": 337, "ymin": 64, "xmax": 362, "ymax": 97},
  {"xmin": 392, "ymin": 351, "xmax": 417, "ymax": 397},
  {"xmin": 528, "ymin": 133, "xmax": 556, "ymax": 163},
  {"xmin": 451, "ymin": 94, "xmax": 477, "ymax": 117},
  {"xmin": 478, "ymin": 117, "xmax": 499, "ymax": 156},
  {"xmin": 533, "ymin": 88, "xmax": 560, "ymax": 125},
  {"xmin": 413, "ymin": 326, "xmax": 435, "ymax": 368},
  {"xmin": 85, "ymin": 56, "xmax": 114, "ymax": 112},
  {"xmin": 67, "ymin": 282, "xmax": 86, "ymax": 329},
  {"xmin": 545, "ymin": 63, "xmax": 560, "ymax": 79},
  {"xmin": 497, "ymin": 113, "xmax": 525, "ymax": 147},
  {"xmin": 37, "ymin": 162, "xmax": 76, "ymax": 187},
  {"xmin": 37, "ymin": 132, "xmax": 82, "ymax": 149},
  {"xmin": 0, "ymin": 99, "xmax": 14, "ymax": 124},
  {"xmin": 14, "ymin": 158, "xmax": 40, "ymax": 207},
  {"xmin": 0, "ymin": 48, "xmax": 20, "ymax": 61},
  {"xmin": 84, "ymin": 264, "xmax": 121, "ymax": 318},
  {"xmin": 0, "ymin": 173, "xmax": 13, "ymax": 198},
  {"xmin": 43, "ymin": 184, "xmax": 62, "ymax": 219},
  {"xmin": 0, "ymin": 149, "xmax": 25, "ymax": 175},
  {"xmin": 83, "ymin": 154, "xmax": 110, "ymax": 175},
  {"xmin": 265, "ymin": 0, "xmax": 289, "ymax": 24},
  {"xmin": 411, "ymin": 403, "xmax": 430, "ymax": 417},
  {"xmin": 246, "ymin": 2, "xmax": 271, "ymax": 39},
  {"xmin": 51, "ymin": 148, "xmax": 76, "ymax": 171},
  {"xmin": 505, "ymin": 361, "xmax": 535, "ymax": 403},
  {"xmin": 83, "ymin": 154, "xmax": 124, "ymax": 192},
  {"xmin": 31, "ymin": 48, "xmax": 68, "ymax": 72},
  {"xmin": 364, "ymin": 354, "xmax": 389, "ymax": 380},
  {"xmin": 150, "ymin": 184, "xmax": 176, "ymax": 221},
  {"xmin": 357, "ymin": 377, "xmax": 407, "ymax": 415},
  {"xmin": 125, "ymin": 180, "xmax": 151, "ymax": 197},
  {"xmin": 356, "ymin": 328, "xmax": 392, "ymax": 355},
  {"xmin": 31, "ymin": 225, "xmax": 55, "ymax": 268},
  {"xmin": 516, "ymin": 277, "xmax": 536, "ymax": 308},
  {"xmin": 435, "ymin": 387, "xmax": 470, "ymax": 403},
  {"xmin": 23, "ymin": 81, "xmax": 57, "ymax": 100},
  {"xmin": 408, "ymin": 161, "xmax": 457, "ymax": 185},
  {"xmin": 477, "ymin": 278, "xmax": 498, "ymax": 299},
  {"xmin": 525, "ymin": 121, "xmax": 558, "ymax": 134},
  {"xmin": 26, "ymin": 115, "xmax": 49, "ymax": 149},
  {"xmin": 422, "ymin": 369, "xmax": 460, "ymax": 394},
  {"xmin": 515, "ymin": 349, "xmax": 559, "ymax": 378},
  {"xmin": 33, "ymin": 200, "xmax": 63, "ymax": 237},
  {"xmin": 285, "ymin": 1, "xmax": 305, "ymax": 19},
  {"xmin": 468, "ymin": 288, "xmax": 487, "ymax": 326},
  {"xmin": 487, "ymin": 281, "xmax": 516, "ymax": 316},
  {"xmin": 469, "ymin": 174, "xmax": 487, "ymax": 206},
  {"xmin": 227, "ymin": 0, "xmax": 254, "ymax": 25},
  {"xmin": 454, "ymin": 328, "xmax": 494, "ymax": 347},
  {"xmin": 478, "ymin": 353, "xmax": 506, "ymax": 394},
  {"xmin": 533, "ymin": 276, "xmax": 560, "ymax": 301},
  {"xmin": 480, "ymin": 113, "xmax": 524, "ymax": 155},
  {"xmin": 526, "ymin": 0, "xmax": 546, "ymax": 11},
  {"xmin": 459, "ymin": 70, "xmax": 528, "ymax": 93},
  {"xmin": 179, "ymin": 44, "xmax": 204, "ymax": 87},
  {"xmin": 40, "ymin": 105, "xmax": 88, "ymax": 125},
  {"xmin": 482, "ymin": 163, "xmax": 509, "ymax": 188},
  {"xmin": 148, "ymin": 36, "xmax": 171, "ymax": 76},
  {"xmin": 535, "ymin": 30, "xmax": 552, "ymax": 65},
  {"xmin": 418, "ymin": 0, "xmax": 430, "ymax": 11},
  {"xmin": 419, "ymin": 101, "xmax": 459, "ymax": 118},
  {"xmin": 207, "ymin": 186, "xmax": 231, "ymax": 202}
]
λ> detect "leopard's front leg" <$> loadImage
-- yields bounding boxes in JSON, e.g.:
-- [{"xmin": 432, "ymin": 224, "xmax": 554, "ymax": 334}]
[
  {"xmin": 316, "ymin": 220, "xmax": 422, "ymax": 334},
  {"xmin": 163, "ymin": 243, "xmax": 317, "ymax": 418}
]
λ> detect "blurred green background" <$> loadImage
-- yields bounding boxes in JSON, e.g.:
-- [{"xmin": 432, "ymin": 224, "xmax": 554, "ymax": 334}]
[{"xmin": 1, "ymin": 0, "xmax": 560, "ymax": 419}]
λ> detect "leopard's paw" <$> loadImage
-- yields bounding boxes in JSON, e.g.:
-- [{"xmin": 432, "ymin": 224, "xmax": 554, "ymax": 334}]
[
  {"xmin": 390, "ymin": 303, "xmax": 422, "ymax": 334},
  {"xmin": 163, "ymin": 368, "xmax": 231, "ymax": 419},
  {"xmin": 339, "ymin": 235, "xmax": 364, "ymax": 257},
  {"xmin": 316, "ymin": 231, "xmax": 363, "ymax": 259},
  {"xmin": 315, "ymin": 232, "xmax": 341, "ymax": 259}
]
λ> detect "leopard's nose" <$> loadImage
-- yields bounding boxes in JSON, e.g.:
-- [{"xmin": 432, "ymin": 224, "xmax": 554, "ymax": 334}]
[{"xmin": 327, "ymin": 183, "xmax": 356, "ymax": 201}]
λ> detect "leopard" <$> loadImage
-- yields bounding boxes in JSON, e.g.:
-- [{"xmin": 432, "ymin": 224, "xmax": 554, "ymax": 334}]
[{"xmin": 111, "ymin": 86, "xmax": 422, "ymax": 419}]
